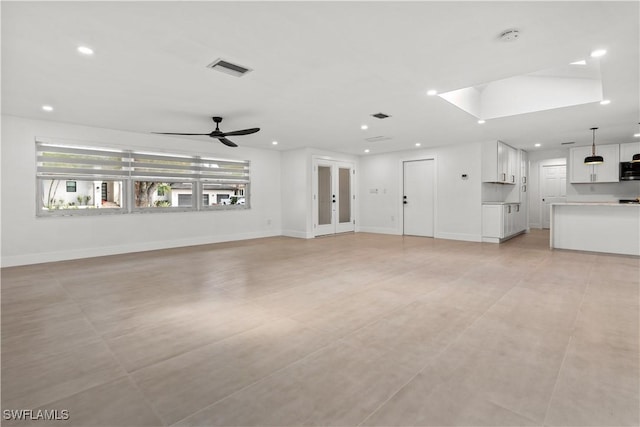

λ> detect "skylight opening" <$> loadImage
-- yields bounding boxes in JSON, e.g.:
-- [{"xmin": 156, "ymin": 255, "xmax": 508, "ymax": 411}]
[{"xmin": 438, "ymin": 59, "xmax": 604, "ymax": 120}]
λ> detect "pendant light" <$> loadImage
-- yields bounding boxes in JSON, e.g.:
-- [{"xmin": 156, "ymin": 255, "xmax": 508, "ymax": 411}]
[
  {"xmin": 584, "ymin": 127, "xmax": 604, "ymax": 165},
  {"xmin": 631, "ymin": 122, "xmax": 640, "ymax": 163}
]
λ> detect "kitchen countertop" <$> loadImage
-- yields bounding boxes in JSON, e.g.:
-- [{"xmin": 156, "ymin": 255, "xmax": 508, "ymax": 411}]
[
  {"xmin": 482, "ymin": 202, "xmax": 521, "ymax": 205},
  {"xmin": 550, "ymin": 202, "xmax": 640, "ymax": 256},
  {"xmin": 551, "ymin": 202, "xmax": 640, "ymax": 207}
]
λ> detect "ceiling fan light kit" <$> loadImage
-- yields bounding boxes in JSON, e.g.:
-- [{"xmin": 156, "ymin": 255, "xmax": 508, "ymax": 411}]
[{"xmin": 152, "ymin": 116, "xmax": 260, "ymax": 147}]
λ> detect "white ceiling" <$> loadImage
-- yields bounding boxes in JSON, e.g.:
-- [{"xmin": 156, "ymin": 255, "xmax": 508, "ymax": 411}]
[{"xmin": 2, "ymin": 1, "xmax": 639, "ymax": 155}]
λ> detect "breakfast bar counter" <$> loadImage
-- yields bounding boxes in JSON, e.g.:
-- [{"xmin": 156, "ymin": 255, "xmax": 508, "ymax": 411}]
[{"xmin": 550, "ymin": 202, "xmax": 640, "ymax": 256}]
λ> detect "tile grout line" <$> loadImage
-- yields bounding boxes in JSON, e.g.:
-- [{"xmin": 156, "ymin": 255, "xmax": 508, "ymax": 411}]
[
  {"xmin": 540, "ymin": 262, "xmax": 594, "ymax": 427},
  {"xmin": 55, "ymin": 279, "xmax": 169, "ymax": 427},
  {"xmin": 168, "ymin": 283, "xmax": 448, "ymax": 426},
  {"xmin": 356, "ymin": 277, "xmax": 524, "ymax": 427}
]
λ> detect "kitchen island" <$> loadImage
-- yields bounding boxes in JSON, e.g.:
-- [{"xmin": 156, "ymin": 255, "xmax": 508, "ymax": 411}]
[{"xmin": 550, "ymin": 202, "xmax": 640, "ymax": 256}]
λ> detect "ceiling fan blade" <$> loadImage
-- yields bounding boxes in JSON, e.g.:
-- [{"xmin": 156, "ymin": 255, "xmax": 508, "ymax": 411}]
[
  {"xmin": 219, "ymin": 128, "xmax": 260, "ymax": 137},
  {"xmin": 218, "ymin": 137, "xmax": 238, "ymax": 147},
  {"xmin": 151, "ymin": 132, "xmax": 211, "ymax": 136}
]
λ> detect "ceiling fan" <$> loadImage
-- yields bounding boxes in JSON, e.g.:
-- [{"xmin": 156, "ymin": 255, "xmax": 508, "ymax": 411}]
[{"xmin": 152, "ymin": 116, "xmax": 259, "ymax": 147}]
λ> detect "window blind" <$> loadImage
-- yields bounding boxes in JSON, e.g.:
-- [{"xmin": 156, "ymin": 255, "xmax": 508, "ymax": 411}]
[{"xmin": 36, "ymin": 142, "xmax": 250, "ymax": 183}]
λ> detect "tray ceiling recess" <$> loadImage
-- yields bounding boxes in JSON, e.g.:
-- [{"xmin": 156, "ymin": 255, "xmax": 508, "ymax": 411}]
[{"xmin": 438, "ymin": 59, "xmax": 604, "ymax": 120}]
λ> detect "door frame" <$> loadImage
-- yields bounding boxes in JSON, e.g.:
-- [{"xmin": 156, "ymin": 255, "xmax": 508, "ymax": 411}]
[
  {"xmin": 398, "ymin": 155, "xmax": 438, "ymax": 237},
  {"xmin": 312, "ymin": 157, "xmax": 356, "ymax": 236},
  {"xmin": 538, "ymin": 159, "xmax": 567, "ymax": 229}
]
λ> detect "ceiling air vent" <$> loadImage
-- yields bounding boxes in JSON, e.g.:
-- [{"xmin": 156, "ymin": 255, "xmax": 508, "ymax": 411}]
[
  {"xmin": 371, "ymin": 112, "xmax": 391, "ymax": 119},
  {"xmin": 365, "ymin": 136, "xmax": 392, "ymax": 143},
  {"xmin": 561, "ymin": 141, "xmax": 576, "ymax": 145},
  {"xmin": 206, "ymin": 58, "xmax": 252, "ymax": 77}
]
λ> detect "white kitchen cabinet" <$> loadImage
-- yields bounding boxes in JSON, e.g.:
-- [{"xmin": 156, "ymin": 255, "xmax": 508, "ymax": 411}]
[
  {"xmin": 569, "ymin": 144, "xmax": 620, "ymax": 183},
  {"xmin": 482, "ymin": 203, "xmax": 525, "ymax": 243},
  {"xmin": 620, "ymin": 142, "xmax": 640, "ymax": 162},
  {"xmin": 482, "ymin": 141, "xmax": 516, "ymax": 184},
  {"xmin": 507, "ymin": 145, "xmax": 518, "ymax": 184}
]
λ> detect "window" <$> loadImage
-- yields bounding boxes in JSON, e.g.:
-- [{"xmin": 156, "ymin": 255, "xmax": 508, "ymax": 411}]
[
  {"xmin": 37, "ymin": 144, "xmax": 127, "ymax": 214},
  {"xmin": 36, "ymin": 142, "xmax": 250, "ymax": 216}
]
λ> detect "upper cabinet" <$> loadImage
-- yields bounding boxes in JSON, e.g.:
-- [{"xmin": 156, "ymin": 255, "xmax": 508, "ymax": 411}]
[
  {"xmin": 620, "ymin": 142, "xmax": 640, "ymax": 162},
  {"xmin": 569, "ymin": 144, "xmax": 620, "ymax": 183},
  {"xmin": 482, "ymin": 141, "xmax": 517, "ymax": 184}
]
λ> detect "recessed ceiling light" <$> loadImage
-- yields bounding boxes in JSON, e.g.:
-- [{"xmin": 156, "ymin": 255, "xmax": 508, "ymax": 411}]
[
  {"xmin": 570, "ymin": 60, "xmax": 587, "ymax": 65},
  {"xmin": 634, "ymin": 133, "xmax": 640, "ymax": 138},
  {"xmin": 77, "ymin": 46, "xmax": 94, "ymax": 55},
  {"xmin": 42, "ymin": 105, "xmax": 53, "ymax": 112},
  {"xmin": 600, "ymin": 99, "xmax": 611, "ymax": 105},
  {"xmin": 364, "ymin": 149, "xmax": 370, "ymax": 153},
  {"xmin": 590, "ymin": 49, "xmax": 607, "ymax": 58},
  {"xmin": 478, "ymin": 120, "xmax": 486, "ymax": 124},
  {"xmin": 415, "ymin": 143, "xmax": 421, "ymax": 147},
  {"xmin": 361, "ymin": 125, "xmax": 368, "ymax": 130},
  {"xmin": 272, "ymin": 141, "xmax": 278, "ymax": 145},
  {"xmin": 534, "ymin": 143, "xmax": 541, "ymax": 147},
  {"xmin": 426, "ymin": 89, "xmax": 437, "ymax": 96}
]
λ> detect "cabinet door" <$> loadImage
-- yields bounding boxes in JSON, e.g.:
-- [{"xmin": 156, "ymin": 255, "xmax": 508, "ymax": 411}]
[
  {"xmin": 497, "ymin": 142, "xmax": 508, "ymax": 183},
  {"xmin": 507, "ymin": 147, "xmax": 518, "ymax": 184},
  {"xmin": 503, "ymin": 204, "xmax": 512, "ymax": 237},
  {"xmin": 593, "ymin": 144, "xmax": 620, "ymax": 182},
  {"xmin": 570, "ymin": 146, "xmax": 595, "ymax": 183},
  {"xmin": 620, "ymin": 142, "xmax": 640, "ymax": 162},
  {"xmin": 482, "ymin": 205, "xmax": 504, "ymax": 238}
]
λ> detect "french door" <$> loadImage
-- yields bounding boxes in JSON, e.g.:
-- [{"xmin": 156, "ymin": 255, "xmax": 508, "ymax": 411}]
[{"xmin": 314, "ymin": 160, "xmax": 355, "ymax": 236}]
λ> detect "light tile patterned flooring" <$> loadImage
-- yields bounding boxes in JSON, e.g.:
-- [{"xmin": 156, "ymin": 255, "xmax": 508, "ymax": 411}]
[{"xmin": 1, "ymin": 230, "xmax": 638, "ymax": 426}]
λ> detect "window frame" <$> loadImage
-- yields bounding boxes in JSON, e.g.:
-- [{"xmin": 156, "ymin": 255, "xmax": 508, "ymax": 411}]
[{"xmin": 35, "ymin": 141, "xmax": 251, "ymax": 217}]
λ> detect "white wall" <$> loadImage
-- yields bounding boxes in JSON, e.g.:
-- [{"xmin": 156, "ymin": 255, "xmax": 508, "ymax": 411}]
[
  {"xmin": 1, "ymin": 115, "xmax": 282, "ymax": 267},
  {"xmin": 358, "ymin": 142, "xmax": 483, "ymax": 242},
  {"xmin": 281, "ymin": 148, "xmax": 311, "ymax": 238}
]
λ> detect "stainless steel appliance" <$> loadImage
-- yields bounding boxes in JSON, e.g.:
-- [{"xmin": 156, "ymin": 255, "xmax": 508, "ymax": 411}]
[{"xmin": 620, "ymin": 162, "xmax": 640, "ymax": 181}]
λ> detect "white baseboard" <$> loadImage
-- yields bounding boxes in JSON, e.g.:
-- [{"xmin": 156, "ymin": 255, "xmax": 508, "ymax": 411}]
[
  {"xmin": 434, "ymin": 232, "xmax": 482, "ymax": 242},
  {"xmin": 1, "ymin": 230, "xmax": 283, "ymax": 267},
  {"xmin": 357, "ymin": 226, "xmax": 401, "ymax": 235},
  {"xmin": 281, "ymin": 230, "xmax": 314, "ymax": 239}
]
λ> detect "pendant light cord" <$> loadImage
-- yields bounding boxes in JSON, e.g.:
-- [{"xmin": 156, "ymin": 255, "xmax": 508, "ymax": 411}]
[{"xmin": 591, "ymin": 127, "xmax": 598, "ymax": 156}]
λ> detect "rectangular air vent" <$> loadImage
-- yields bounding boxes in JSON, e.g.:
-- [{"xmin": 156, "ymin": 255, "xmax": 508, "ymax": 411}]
[
  {"xmin": 561, "ymin": 141, "xmax": 575, "ymax": 145},
  {"xmin": 365, "ymin": 136, "xmax": 392, "ymax": 143},
  {"xmin": 206, "ymin": 58, "xmax": 252, "ymax": 77},
  {"xmin": 371, "ymin": 112, "xmax": 390, "ymax": 119}
]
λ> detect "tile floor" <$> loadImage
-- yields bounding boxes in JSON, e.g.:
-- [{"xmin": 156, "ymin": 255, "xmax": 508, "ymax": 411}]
[{"xmin": 1, "ymin": 230, "xmax": 638, "ymax": 426}]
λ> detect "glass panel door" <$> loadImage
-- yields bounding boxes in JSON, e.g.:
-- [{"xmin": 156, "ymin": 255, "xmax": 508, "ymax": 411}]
[
  {"xmin": 318, "ymin": 165, "xmax": 332, "ymax": 226},
  {"xmin": 338, "ymin": 167, "xmax": 351, "ymax": 224},
  {"xmin": 314, "ymin": 160, "xmax": 354, "ymax": 236}
]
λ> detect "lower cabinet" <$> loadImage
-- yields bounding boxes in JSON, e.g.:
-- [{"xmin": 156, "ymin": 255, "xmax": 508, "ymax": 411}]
[{"xmin": 482, "ymin": 203, "xmax": 525, "ymax": 243}]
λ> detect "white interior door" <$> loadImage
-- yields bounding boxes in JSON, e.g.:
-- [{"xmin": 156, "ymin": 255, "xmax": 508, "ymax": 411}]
[
  {"xmin": 314, "ymin": 160, "xmax": 354, "ymax": 236},
  {"xmin": 403, "ymin": 159, "xmax": 435, "ymax": 237},
  {"xmin": 541, "ymin": 164, "xmax": 567, "ymax": 228}
]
